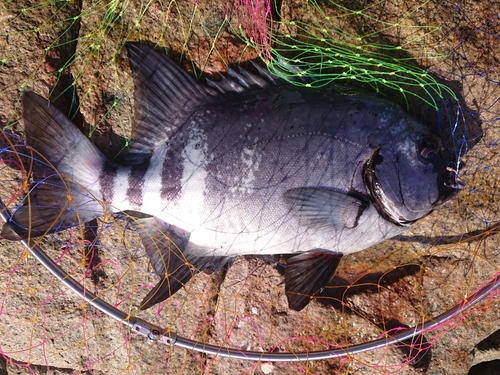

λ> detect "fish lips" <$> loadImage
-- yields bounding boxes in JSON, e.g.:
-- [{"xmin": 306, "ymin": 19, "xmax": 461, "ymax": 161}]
[{"xmin": 363, "ymin": 147, "xmax": 461, "ymax": 226}]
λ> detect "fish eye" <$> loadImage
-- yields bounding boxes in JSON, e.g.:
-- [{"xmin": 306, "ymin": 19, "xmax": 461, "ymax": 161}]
[{"xmin": 418, "ymin": 137, "xmax": 440, "ymax": 161}]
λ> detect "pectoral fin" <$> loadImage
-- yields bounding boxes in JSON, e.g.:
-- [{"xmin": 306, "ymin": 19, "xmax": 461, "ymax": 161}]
[
  {"xmin": 284, "ymin": 188, "xmax": 369, "ymax": 230},
  {"xmin": 135, "ymin": 217, "xmax": 230, "ymax": 310},
  {"xmin": 285, "ymin": 250, "xmax": 343, "ymax": 311}
]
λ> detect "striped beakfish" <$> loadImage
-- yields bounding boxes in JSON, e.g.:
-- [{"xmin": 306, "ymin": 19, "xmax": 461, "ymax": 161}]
[{"xmin": 1, "ymin": 43, "xmax": 461, "ymax": 311}]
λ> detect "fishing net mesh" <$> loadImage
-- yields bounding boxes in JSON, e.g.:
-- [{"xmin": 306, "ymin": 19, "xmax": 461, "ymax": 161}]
[{"xmin": 0, "ymin": 0, "xmax": 499, "ymax": 374}]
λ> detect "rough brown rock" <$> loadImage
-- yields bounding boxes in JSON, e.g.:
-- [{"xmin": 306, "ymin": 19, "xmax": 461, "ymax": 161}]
[{"xmin": 0, "ymin": 1, "xmax": 499, "ymax": 374}]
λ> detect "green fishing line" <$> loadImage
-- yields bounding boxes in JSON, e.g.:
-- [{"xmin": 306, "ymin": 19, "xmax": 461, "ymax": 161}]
[{"xmin": 234, "ymin": 0, "xmax": 459, "ymax": 110}]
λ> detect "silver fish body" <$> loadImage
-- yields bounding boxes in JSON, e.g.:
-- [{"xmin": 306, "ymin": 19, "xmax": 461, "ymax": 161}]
[
  {"xmin": 115, "ymin": 86, "xmax": 442, "ymax": 255},
  {"xmin": 1, "ymin": 43, "xmax": 460, "ymax": 310}
]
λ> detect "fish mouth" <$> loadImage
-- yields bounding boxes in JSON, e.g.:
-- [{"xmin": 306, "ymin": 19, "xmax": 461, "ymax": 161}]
[
  {"xmin": 443, "ymin": 162, "xmax": 465, "ymax": 190},
  {"xmin": 363, "ymin": 148, "xmax": 463, "ymax": 227},
  {"xmin": 435, "ymin": 161, "xmax": 464, "ymax": 204},
  {"xmin": 363, "ymin": 147, "xmax": 411, "ymax": 227}
]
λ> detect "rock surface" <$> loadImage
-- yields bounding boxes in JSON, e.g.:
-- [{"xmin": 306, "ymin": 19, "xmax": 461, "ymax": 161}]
[{"xmin": 0, "ymin": 1, "xmax": 499, "ymax": 374}]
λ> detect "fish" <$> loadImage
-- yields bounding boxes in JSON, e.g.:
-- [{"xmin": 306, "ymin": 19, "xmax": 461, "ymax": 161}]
[{"xmin": 1, "ymin": 43, "xmax": 461, "ymax": 311}]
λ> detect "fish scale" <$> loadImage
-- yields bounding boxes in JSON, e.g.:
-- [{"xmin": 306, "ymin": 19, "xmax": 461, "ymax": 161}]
[{"xmin": 1, "ymin": 43, "xmax": 461, "ymax": 311}]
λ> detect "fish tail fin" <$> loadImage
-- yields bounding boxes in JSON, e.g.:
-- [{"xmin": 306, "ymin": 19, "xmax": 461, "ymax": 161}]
[{"xmin": 1, "ymin": 92, "xmax": 111, "ymax": 240}]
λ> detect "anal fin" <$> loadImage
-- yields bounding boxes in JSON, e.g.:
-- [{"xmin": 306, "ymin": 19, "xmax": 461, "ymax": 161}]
[
  {"xmin": 135, "ymin": 217, "xmax": 230, "ymax": 310},
  {"xmin": 285, "ymin": 250, "xmax": 343, "ymax": 311}
]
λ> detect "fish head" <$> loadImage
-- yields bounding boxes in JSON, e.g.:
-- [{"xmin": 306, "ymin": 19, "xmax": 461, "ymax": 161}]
[{"xmin": 363, "ymin": 128, "xmax": 461, "ymax": 225}]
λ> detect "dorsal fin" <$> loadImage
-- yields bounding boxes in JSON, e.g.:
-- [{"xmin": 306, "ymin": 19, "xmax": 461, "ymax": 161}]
[
  {"xmin": 227, "ymin": 66, "xmax": 272, "ymax": 89},
  {"xmin": 206, "ymin": 73, "xmax": 246, "ymax": 93},
  {"xmin": 206, "ymin": 63, "xmax": 277, "ymax": 94},
  {"xmin": 250, "ymin": 60, "xmax": 282, "ymax": 85},
  {"xmin": 124, "ymin": 43, "xmax": 217, "ymax": 164}
]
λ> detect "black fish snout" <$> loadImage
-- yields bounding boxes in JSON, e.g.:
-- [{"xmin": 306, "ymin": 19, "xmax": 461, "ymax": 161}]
[{"xmin": 443, "ymin": 161, "xmax": 465, "ymax": 190}]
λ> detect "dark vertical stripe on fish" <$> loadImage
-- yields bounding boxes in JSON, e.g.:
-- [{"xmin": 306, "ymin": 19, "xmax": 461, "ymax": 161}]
[
  {"xmin": 161, "ymin": 148, "xmax": 183, "ymax": 200},
  {"xmin": 127, "ymin": 162, "xmax": 149, "ymax": 207},
  {"xmin": 99, "ymin": 161, "xmax": 118, "ymax": 203}
]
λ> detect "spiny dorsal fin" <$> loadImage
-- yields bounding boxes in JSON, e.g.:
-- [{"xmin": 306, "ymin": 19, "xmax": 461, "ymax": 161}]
[
  {"xmin": 227, "ymin": 66, "xmax": 272, "ymax": 89},
  {"xmin": 205, "ymin": 65, "xmax": 275, "ymax": 94},
  {"xmin": 206, "ymin": 73, "xmax": 246, "ymax": 93},
  {"xmin": 125, "ymin": 43, "xmax": 217, "ymax": 164}
]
